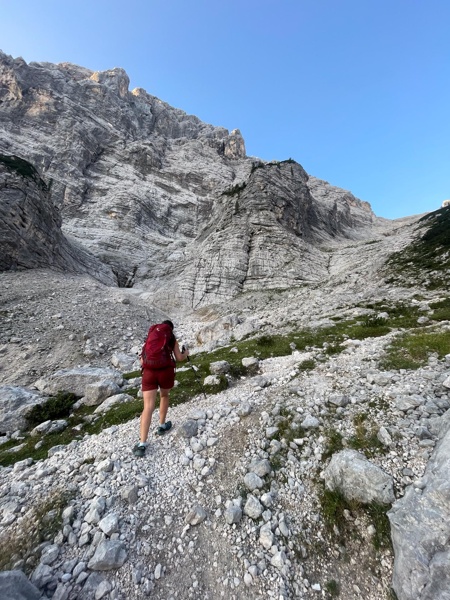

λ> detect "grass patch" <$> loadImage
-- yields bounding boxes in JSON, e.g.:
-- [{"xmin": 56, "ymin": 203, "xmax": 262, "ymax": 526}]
[
  {"xmin": 123, "ymin": 370, "xmax": 141, "ymax": 380},
  {"xmin": 325, "ymin": 579, "xmax": 340, "ymax": 597},
  {"xmin": 358, "ymin": 300, "xmax": 424, "ymax": 329},
  {"xmin": 380, "ymin": 330, "xmax": 450, "ymax": 371},
  {"xmin": 365, "ymin": 503, "xmax": 392, "ymax": 551},
  {"xmin": 319, "ymin": 487, "xmax": 391, "ymax": 551},
  {"xmin": 361, "ymin": 315, "xmax": 388, "ymax": 328},
  {"xmin": 0, "ymin": 487, "xmax": 72, "ymax": 573},
  {"xmin": 323, "ymin": 428, "xmax": 345, "ymax": 460},
  {"xmin": 298, "ymin": 358, "xmax": 316, "ymax": 371},
  {"xmin": 348, "ymin": 414, "xmax": 385, "ymax": 457},
  {"xmin": 257, "ymin": 335, "xmax": 276, "ymax": 347},
  {"xmin": 429, "ymin": 297, "xmax": 450, "ymax": 321}
]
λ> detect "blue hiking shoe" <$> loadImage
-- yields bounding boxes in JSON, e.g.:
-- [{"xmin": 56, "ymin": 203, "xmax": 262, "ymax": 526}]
[
  {"xmin": 157, "ymin": 421, "xmax": 172, "ymax": 435},
  {"xmin": 132, "ymin": 443, "xmax": 146, "ymax": 457}
]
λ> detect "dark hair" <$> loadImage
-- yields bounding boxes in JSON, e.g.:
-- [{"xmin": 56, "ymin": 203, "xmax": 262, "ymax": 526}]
[{"xmin": 162, "ymin": 319, "xmax": 174, "ymax": 330}]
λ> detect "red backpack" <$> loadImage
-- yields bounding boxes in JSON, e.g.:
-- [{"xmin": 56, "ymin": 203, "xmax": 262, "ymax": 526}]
[{"xmin": 141, "ymin": 323, "xmax": 175, "ymax": 369}]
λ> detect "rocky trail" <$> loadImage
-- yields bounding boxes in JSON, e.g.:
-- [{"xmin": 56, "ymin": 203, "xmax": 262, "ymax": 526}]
[{"xmin": 1, "ymin": 275, "xmax": 450, "ymax": 599}]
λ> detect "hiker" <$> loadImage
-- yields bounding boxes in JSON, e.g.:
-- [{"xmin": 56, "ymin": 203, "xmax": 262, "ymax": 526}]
[{"xmin": 133, "ymin": 319, "xmax": 189, "ymax": 457}]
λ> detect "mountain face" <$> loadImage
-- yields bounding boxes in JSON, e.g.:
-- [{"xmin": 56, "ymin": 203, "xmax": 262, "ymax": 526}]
[
  {"xmin": 0, "ymin": 51, "xmax": 379, "ymax": 307},
  {"xmin": 0, "ymin": 154, "xmax": 115, "ymax": 284},
  {"xmin": 1, "ymin": 52, "xmax": 450, "ymax": 600}
]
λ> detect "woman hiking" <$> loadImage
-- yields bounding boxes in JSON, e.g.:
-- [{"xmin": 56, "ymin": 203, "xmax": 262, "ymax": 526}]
[{"xmin": 132, "ymin": 319, "xmax": 189, "ymax": 457}]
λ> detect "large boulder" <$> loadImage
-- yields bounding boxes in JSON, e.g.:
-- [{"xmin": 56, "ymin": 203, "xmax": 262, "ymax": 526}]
[
  {"xmin": 84, "ymin": 380, "xmax": 121, "ymax": 406},
  {"xmin": 94, "ymin": 393, "xmax": 135, "ymax": 413},
  {"xmin": 323, "ymin": 449, "xmax": 395, "ymax": 505},
  {"xmin": 87, "ymin": 540, "xmax": 127, "ymax": 571},
  {"xmin": 388, "ymin": 411, "xmax": 450, "ymax": 600},
  {"xmin": 111, "ymin": 352, "xmax": 138, "ymax": 372},
  {"xmin": 0, "ymin": 570, "xmax": 40, "ymax": 600},
  {"xmin": 34, "ymin": 367, "xmax": 123, "ymax": 396},
  {"xmin": 0, "ymin": 386, "xmax": 46, "ymax": 433},
  {"xmin": 209, "ymin": 360, "xmax": 230, "ymax": 375}
]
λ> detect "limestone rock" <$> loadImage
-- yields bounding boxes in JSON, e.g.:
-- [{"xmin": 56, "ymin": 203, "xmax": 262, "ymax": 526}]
[
  {"xmin": 0, "ymin": 386, "xmax": 46, "ymax": 433},
  {"xmin": 388, "ymin": 417, "xmax": 450, "ymax": 600},
  {"xmin": 249, "ymin": 458, "xmax": 272, "ymax": 477},
  {"xmin": 0, "ymin": 570, "xmax": 40, "ymax": 600},
  {"xmin": 224, "ymin": 504, "xmax": 242, "ymax": 525},
  {"xmin": 0, "ymin": 156, "xmax": 114, "ymax": 285},
  {"xmin": 0, "ymin": 51, "xmax": 378, "ymax": 308},
  {"xmin": 34, "ymin": 367, "xmax": 123, "ymax": 396},
  {"xmin": 185, "ymin": 505, "xmax": 207, "ymax": 526},
  {"xmin": 87, "ymin": 540, "xmax": 127, "ymax": 570},
  {"xmin": 323, "ymin": 449, "xmax": 395, "ymax": 505},
  {"xmin": 209, "ymin": 360, "xmax": 230, "ymax": 375},
  {"xmin": 93, "ymin": 393, "xmax": 135, "ymax": 414},
  {"xmin": 203, "ymin": 375, "xmax": 221, "ymax": 386},
  {"xmin": 177, "ymin": 420, "xmax": 199, "ymax": 439},
  {"xmin": 244, "ymin": 472, "xmax": 264, "ymax": 491},
  {"xmin": 84, "ymin": 380, "xmax": 121, "ymax": 406},
  {"xmin": 244, "ymin": 495, "xmax": 264, "ymax": 519}
]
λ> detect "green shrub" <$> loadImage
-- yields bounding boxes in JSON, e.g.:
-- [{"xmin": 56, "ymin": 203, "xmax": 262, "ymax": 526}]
[
  {"xmin": 257, "ymin": 335, "xmax": 275, "ymax": 347},
  {"xmin": 325, "ymin": 579, "xmax": 340, "ymax": 597},
  {"xmin": 25, "ymin": 392, "xmax": 79, "ymax": 427},
  {"xmin": 362, "ymin": 315, "xmax": 388, "ymax": 328},
  {"xmin": 298, "ymin": 358, "xmax": 316, "ymax": 371}
]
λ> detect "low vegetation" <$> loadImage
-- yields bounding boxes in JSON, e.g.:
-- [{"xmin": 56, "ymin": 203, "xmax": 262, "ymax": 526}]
[
  {"xmin": 0, "ymin": 487, "xmax": 72, "ymax": 573},
  {"xmin": 25, "ymin": 391, "xmax": 79, "ymax": 427},
  {"xmin": 347, "ymin": 413, "xmax": 385, "ymax": 457},
  {"xmin": 380, "ymin": 329, "xmax": 450, "ymax": 371},
  {"xmin": 318, "ymin": 487, "xmax": 392, "ymax": 552},
  {"xmin": 384, "ymin": 206, "xmax": 450, "ymax": 290}
]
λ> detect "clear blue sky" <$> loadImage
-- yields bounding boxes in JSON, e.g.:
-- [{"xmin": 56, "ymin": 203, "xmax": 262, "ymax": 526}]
[{"xmin": 1, "ymin": 0, "xmax": 449, "ymax": 219}]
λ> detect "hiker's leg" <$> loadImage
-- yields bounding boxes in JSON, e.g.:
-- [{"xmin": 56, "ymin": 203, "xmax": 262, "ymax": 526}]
[
  {"xmin": 140, "ymin": 389, "xmax": 157, "ymax": 442},
  {"xmin": 159, "ymin": 389, "xmax": 170, "ymax": 425}
]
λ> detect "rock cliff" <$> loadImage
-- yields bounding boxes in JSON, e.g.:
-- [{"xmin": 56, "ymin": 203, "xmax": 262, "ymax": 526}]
[
  {"xmin": 0, "ymin": 154, "xmax": 115, "ymax": 284},
  {"xmin": 0, "ymin": 50, "xmax": 379, "ymax": 304}
]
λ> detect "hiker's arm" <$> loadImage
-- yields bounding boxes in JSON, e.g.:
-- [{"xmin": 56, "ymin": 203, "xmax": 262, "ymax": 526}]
[{"xmin": 173, "ymin": 340, "xmax": 189, "ymax": 362}]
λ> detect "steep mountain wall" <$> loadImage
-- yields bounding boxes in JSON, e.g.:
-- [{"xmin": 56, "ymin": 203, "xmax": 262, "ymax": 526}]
[
  {"xmin": 0, "ymin": 154, "xmax": 115, "ymax": 284},
  {"xmin": 0, "ymin": 51, "xmax": 380, "ymax": 306}
]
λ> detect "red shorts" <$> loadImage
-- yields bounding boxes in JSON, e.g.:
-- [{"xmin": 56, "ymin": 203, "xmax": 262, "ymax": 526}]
[{"xmin": 142, "ymin": 366, "xmax": 175, "ymax": 391}]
